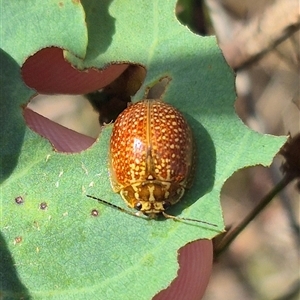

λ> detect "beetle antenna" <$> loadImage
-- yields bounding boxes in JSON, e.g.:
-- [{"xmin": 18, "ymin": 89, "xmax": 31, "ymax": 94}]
[
  {"xmin": 162, "ymin": 211, "xmax": 218, "ymax": 227},
  {"xmin": 86, "ymin": 195, "xmax": 147, "ymax": 219},
  {"xmin": 87, "ymin": 195, "xmax": 218, "ymax": 227}
]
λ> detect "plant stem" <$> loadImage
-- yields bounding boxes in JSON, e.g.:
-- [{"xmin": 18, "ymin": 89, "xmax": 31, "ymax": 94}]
[{"xmin": 214, "ymin": 175, "xmax": 293, "ymax": 258}]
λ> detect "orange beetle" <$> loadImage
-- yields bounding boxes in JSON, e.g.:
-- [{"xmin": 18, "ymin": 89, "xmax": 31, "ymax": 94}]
[{"xmin": 109, "ymin": 99, "xmax": 194, "ymax": 218}]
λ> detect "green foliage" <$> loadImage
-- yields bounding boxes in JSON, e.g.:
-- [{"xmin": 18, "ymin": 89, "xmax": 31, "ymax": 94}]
[{"xmin": 0, "ymin": 0, "xmax": 286, "ymax": 299}]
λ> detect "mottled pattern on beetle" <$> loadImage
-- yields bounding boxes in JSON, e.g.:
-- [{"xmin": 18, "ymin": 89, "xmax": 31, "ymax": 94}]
[
  {"xmin": 120, "ymin": 181, "xmax": 185, "ymax": 212},
  {"xmin": 110, "ymin": 101, "xmax": 148, "ymax": 191},
  {"xmin": 109, "ymin": 100, "xmax": 193, "ymax": 193},
  {"xmin": 150, "ymin": 101, "xmax": 193, "ymax": 184}
]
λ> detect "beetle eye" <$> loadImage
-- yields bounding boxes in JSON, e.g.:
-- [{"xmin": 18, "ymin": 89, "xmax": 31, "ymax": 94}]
[
  {"xmin": 163, "ymin": 201, "xmax": 171, "ymax": 210},
  {"xmin": 134, "ymin": 202, "xmax": 143, "ymax": 211}
]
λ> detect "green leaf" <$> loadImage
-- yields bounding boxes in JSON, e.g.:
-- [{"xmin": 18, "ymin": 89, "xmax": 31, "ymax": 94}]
[
  {"xmin": 0, "ymin": 0, "xmax": 87, "ymax": 64},
  {"xmin": 0, "ymin": 0, "xmax": 286, "ymax": 299}
]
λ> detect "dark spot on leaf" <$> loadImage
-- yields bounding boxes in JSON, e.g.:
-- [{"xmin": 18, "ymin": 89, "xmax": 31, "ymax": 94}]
[
  {"xmin": 91, "ymin": 209, "xmax": 99, "ymax": 217},
  {"xmin": 14, "ymin": 236, "xmax": 22, "ymax": 244},
  {"xmin": 15, "ymin": 196, "xmax": 24, "ymax": 205},
  {"xmin": 39, "ymin": 202, "xmax": 48, "ymax": 210}
]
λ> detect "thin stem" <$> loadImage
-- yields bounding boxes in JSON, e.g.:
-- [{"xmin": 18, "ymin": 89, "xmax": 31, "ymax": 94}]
[{"xmin": 214, "ymin": 175, "xmax": 294, "ymax": 258}]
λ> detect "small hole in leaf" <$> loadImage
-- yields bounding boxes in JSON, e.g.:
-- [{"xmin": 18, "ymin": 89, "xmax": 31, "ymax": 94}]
[
  {"xmin": 146, "ymin": 77, "xmax": 171, "ymax": 99},
  {"xmin": 86, "ymin": 65, "xmax": 147, "ymax": 125}
]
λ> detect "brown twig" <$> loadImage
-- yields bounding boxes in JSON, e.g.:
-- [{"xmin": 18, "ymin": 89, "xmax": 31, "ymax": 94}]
[{"xmin": 214, "ymin": 175, "xmax": 294, "ymax": 258}]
